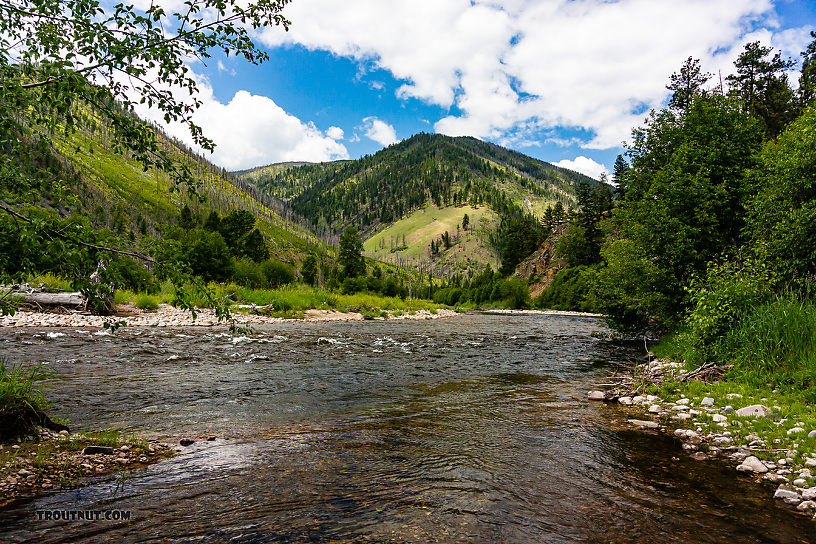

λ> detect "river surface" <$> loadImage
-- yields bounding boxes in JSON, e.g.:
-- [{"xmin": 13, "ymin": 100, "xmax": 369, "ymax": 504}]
[{"xmin": 1, "ymin": 314, "xmax": 814, "ymax": 543}]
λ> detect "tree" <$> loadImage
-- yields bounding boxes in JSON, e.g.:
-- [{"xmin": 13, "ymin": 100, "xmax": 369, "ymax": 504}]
[
  {"xmin": 0, "ymin": 0, "xmax": 291, "ymax": 322},
  {"xmin": 462, "ymin": 213, "xmax": 470, "ymax": 231},
  {"xmin": 612, "ymin": 154, "xmax": 629, "ymax": 198},
  {"xmin": 667, "ymin": 56, "xmax": 711, "ymax": 113},
  {"xmin": 726, "ymin": 41, "xmax": 795, "ymax": 138},
  {"xmin": 300, "ymin": 255, "xmax": 317, "ymax": 286},
  {"xmin": 799, "ymin": 32, "xmax": 816, "ymax": 108},
  {"xmin": 338, "ymin": 227, "xmax": 366, "ymax": 279}
]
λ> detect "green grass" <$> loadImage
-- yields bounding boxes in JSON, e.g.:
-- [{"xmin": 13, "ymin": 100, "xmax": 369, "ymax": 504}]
[
  {"xmin": 0, "ymin": 357, "xmax": 52, "ymax": 440},
  {"xmin": 363, "ymin": 204, "xmax": 499, "ymax": 272},
  {"xmin": 133, "ymin": 293, "xmax": 159, "ymax": 310},
  {"xmin": 24, "ymin": 272, "xmax": 73, "ymax": 291}
]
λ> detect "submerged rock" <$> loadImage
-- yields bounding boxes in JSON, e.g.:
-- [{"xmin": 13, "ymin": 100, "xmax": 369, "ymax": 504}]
[
  {"xmin": 179, "ymin": 438, "xmax": 195, "ymax": 446},
  {"xmin": 82, "ymin": 446, "xmax": 115, "ymax": 455},
  {"xmin": 587, "ymin": 391, "xmax": 605, "ymax": 401}
]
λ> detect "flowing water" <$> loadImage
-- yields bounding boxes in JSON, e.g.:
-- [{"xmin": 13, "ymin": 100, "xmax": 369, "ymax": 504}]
[{"xmin": 0, "ymin": 314, "xmax": 813, "ymax": 543}]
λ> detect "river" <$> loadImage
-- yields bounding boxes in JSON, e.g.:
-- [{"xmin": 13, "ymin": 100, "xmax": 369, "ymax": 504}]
[{"xmin": 0, "ymin": 314, "xmax": 813, "ymax": 542}]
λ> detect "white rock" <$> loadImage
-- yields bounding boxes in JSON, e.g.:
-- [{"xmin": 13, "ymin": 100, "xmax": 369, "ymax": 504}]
[
  {"xmin": 736, "ymin": 404, "xmax": 771, "ymax": 418},
  {"xmin": 774, "ymin": 486, "xmax": 800, "ymax": 501},
  {"xmin": 588, "ymin": 391, "xmax": 605, "ymax": 401},
  {"xmin": 646, "ymin": 395, "xmax": 659, "ymax": 402},
  {"xmin": 788, "ymin": 427, "xmax": 805, "ymax": 435},
  {"xmin": 632, "ymin": 396, "xmax": 646, "ymax": 405},
  {"xmin": 672, "ymin": 405, "xmax": 690, "ymax": 411},
  {"xmin": 676, "ymin": 398, "xmax": 690, "ymax": 405},
  {"xmin": 618, "ymin": 396, "xmax": 633, "ymax": 406},
  {"xmin": 713, "ymin": 436, "xmax": 733, "ymax": 445},
  {"xmin": 700, "ymin": 397, "xmax": 715, "ymax": 407},
  {"xmin": 674, "ymin": 413, "xmax": 692, "ymax": 420},
  {"xmin": 628, "ymin": 419, "xmax": 659, "ymax": 429},
  {"xmin": 799, "ymin": 469, "xmax": 812, "ymax": 477},
  {"xmin": 737, "ymin": 456, "xmax": 769, "ymax": 473},
  {"xmin": 797, "ymin": 500, "xmax": 816, "ymax": 511},
  {"xmin": 802, "ymin": 488, "xmax": 816, "ymax": 501},
  {"xmin": 712, "ymin": 414, "xmax": 728, "ymax": 422},
  {"xmin": 805, "ymin": 458, "xmax": 816, "ymax": 467},
  {"xmin": 648, "ymin": 405, "xmax": 661, "ymax": 414},
  {"xmin": 794, "ymin": 478, "xmax": 808, "ymax": 487}
]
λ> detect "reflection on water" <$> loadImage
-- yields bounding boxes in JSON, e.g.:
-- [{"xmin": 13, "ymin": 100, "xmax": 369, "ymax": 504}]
[{"xmin": 0, "ymin": 315, "xmax": 813, "ymax": 543}]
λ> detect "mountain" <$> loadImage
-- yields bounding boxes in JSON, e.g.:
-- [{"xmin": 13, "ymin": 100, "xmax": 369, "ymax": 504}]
[
  {"xmin": 9, "ymin": 107, "xmax": 325, "ymax": 267},
  {"xmin": 238, "ymin": 133, "xmax": 597, "ymax": 276}
]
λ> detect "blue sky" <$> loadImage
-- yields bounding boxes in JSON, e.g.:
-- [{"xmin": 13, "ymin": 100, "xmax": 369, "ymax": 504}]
[{"xmin": 147, "ymin": 0, "xmax": 816, "ymax": 179}]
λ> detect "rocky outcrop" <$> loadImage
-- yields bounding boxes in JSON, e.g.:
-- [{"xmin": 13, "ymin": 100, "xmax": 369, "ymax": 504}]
[{"xmin": 512, "ymin": 223, "xmax": 568, "ymax": 298}]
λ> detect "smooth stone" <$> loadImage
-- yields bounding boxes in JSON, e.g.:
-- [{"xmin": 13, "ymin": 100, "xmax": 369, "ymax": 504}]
[
  {"xmin": 736, "ymin": 404, "xmax": 771, "ymax": 418},
  {"xmin": 690, "ymin": 452, "xmax": 708, "ymax": 461},
  {"xmin": 805, "ymin": 458, "xmax": 816, "ymax": 467},
  {"xmin": 588, "ymin": 391, "xmax": 605, "ymax": 401},
  {"xmin": 618, "ymin": 396, "xmax": 633, "ymax": 406},
  {"xmin": 632, "ymin": 396, "xmax": 646, "ymax": 405},
  {"xmin": 808, "ymin": 430, "xmax": 816, "ymax": 438},
  {"xmin": 721, "ymin": 406, "xmax": 735, "ymax": 414},
  {"xmin": 802, "ymin": 488, "xmax": 816, "ymax": 501},
  {"xmin": 797, "ymin": 501, "xmax": 816, "ymax": 511},
  {"xmin": 774, "ymin": 486, "xmax": 801, "ymax": 501},
  {"xmin": 676, "ymin": 398, "xmax": 690, "ymax": 405},
  {"xmin": 628, "ymin": 419, "xmax": 659, "ymax": 429},
  {"xmin": 648, "ymin": 405, "xmax": 661, "ymax": 414},
  {"xmin": 701, "ymin": 397, "xmax": 715, "ymax": 407},
  {"xmin": 83, "ymin": 446, "xmax": 115, "ymax": 455},
  {"xmin": 674, "ymin": 413, "xmax": 692, "ymax": 420},
  {"xmin": 713, "ymin": 436, "xmax": 732, "ymax": 445},
  {"xmin": 712, "ymin": 414, "xmax": 728, "ymax": 422},
  {"xmin": 793, "ymin": 478, "xmax": 808, "ymax": 487},
  {"xmin": 179, "ymin": 438, "xmax": 195, "ymax": 446}
]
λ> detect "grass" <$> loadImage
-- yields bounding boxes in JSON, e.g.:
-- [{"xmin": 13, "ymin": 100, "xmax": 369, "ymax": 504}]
[
  {"xmin": 24, "ymin": 272, "xmax": 73, "ymax": 291},
  {"xmin": 133, "ymin": 293, "xmax": 159, "ymax": 310},
  {"xmin": 363, "ymin": 204, "xmax": 500, "ymax": 271},
  {"xmin": 647, "ymin": 295, "xmax": 816, "ymax": 465},
  {"xmin": 0, "ymin": 357, "xmax": 52, "ymax": 441}
]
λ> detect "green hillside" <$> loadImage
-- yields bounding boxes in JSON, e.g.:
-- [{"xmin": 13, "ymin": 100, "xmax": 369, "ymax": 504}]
[
  {"xmin": 238, "ymin": 133, "xmax": 596, "ymax": 275},
  {"xmin": 25, "ymin": 108, "xmax": 325, "ymax": 265}
]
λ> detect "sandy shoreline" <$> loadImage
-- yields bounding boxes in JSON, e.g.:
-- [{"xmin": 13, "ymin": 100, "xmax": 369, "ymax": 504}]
[{"xmin": 0, "ymin": 304, "xmax": 460, "ymax": 328}]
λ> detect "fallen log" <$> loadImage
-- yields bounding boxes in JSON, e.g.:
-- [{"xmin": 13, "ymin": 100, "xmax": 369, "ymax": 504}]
[{"xmin": 21, "ymin": 292, "xmax": 85, "ymax": 307}]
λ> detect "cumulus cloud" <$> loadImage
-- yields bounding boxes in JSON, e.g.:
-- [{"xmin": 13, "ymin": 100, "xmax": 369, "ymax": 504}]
[
  {"xmin": 553, "ymin": 156, "xmax": 608, "ymax": 180},
  {"xmin": 261, "ymin": 0, "xmax": 808, "ymax": 149},
  {"xmin": 326, "ymin": 126, "xmax": 345, "ymax": 140},
  {"xmin": 362, "ymin": 117, "xmax": 398, "ymax": 146},
  {"xmin": 136, "ymin": 80, "xmax": 349, "ymax": 170}
]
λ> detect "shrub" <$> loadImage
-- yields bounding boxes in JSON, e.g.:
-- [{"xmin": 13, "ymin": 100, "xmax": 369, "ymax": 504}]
[
  {"xmin": 233, "ymin": 258, "xmax": 266, "ymax": 289},
  {"xmin": 261, "ymin": 259, "xmax": 294, "ymax": 288},
  {"xmin": 535, "ymin": 266, "xmax": 599, "ymax": 311},
  {"xmin": 107, "ymin": 257, "xmax": 157, "ymax": 293},
  {"xmin": 134, "ymin": 293, "xmax": 159, "ymax": 310}
]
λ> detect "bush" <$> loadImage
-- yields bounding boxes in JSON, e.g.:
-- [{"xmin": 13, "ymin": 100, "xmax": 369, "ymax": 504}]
[
  {"xmin": 134, "ymin": 293, "xmax": 159, "ymax": 310},
  {"xmin": 0, "ymin": 358, "xmax": 52, "ymax": 440},
  {"xmin": 535, "ymin": 266, "xmax": 599, "ymax": 311},
  {"xmin": 233, "ymin": 258, "xmax": 266, "ymax": 288},
  {"xmin": 683, "ymin": 258, "xmax": 775, "ymax": 362},
  {"xmin": 499, "ymin": 278, "xmax": 530, "ymax": 309},
  {"xmin": 261, "ymin": 259, "xmax": 294, "ymax": 288},
  {"xmin": 107, "ymin": 257, "xmax": 157, "ymax": 293}
]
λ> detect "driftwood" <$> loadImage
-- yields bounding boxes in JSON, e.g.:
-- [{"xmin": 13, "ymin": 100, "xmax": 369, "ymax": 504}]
[{"xmin": 21, "ymin": 292, "xmax": 85, "ymax": 307}]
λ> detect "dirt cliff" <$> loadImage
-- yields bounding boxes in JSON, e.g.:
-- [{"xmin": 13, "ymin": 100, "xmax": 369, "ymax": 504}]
[{"xmin": 512, "ymin": 223, "xmax": 568, "ymax": 299}]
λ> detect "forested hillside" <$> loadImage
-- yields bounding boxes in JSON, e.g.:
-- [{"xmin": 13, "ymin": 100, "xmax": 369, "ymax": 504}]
[{"xmin": 239, "ymin": 133, "xmax": 598, "ymax": 276}]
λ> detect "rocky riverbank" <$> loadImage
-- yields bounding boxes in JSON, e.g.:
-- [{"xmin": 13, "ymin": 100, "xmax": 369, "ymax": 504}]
[
  {"xmin": 0, "ymin": 430, "xmax": 175, "ymax": 508},
  {"xmin": 0, "ymin": 304, "xmax": 459, "ymax": 328},
  {"xmin": 589, "ymin": 359, "xmax": 816, "ymax": 522}
]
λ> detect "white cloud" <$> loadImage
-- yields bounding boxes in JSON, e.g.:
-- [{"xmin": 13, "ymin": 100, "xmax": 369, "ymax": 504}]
[
  {"xmin": 326, "ymin": 126, "xmax": 345, "ymax": 140},
  {"xmin": 136, "ymin": 81, "xmax": 349, "ymax": 170},
  {"xmin": 260, "ymin": 0, "xmax": 806, "ymax": 149},
  {"xmin": 553, "ymin": 156, "xmax": 608, "ymax": 180},
  {"xmin": 362, "ymin": 117, "xmax": 398, "ymax": 146}
]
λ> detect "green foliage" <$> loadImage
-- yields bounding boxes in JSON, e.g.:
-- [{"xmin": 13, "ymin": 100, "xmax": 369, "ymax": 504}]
[
  {"xmin": 300, "ymin": 255, "xmax": 318, "ymax": 286},
  {"xmin": 339, "ymin": 227, "xmax": 366, "ymax": 279},
  {"xmin": 498, "ymin": 215, "xmax": 542, "ymax": 276},
  {"xmin": 0, "ymin": 358, "xmax": 52, "ymax": 440},
  {"xmin": 683, "ymin": 258, "xmax": 775, "ymax": 358},
  {"xmin": 106, "ymin": 257, "xmax": 156, "ymax": 294},
  {"xmin": 499, "ymin": 278, "xmax": 530, "ymax": 309},
  {"xmin": 746, "ymin": 104, "xmax": 816, "ymax": 284},
  {"xmin": 233, "ymin": 258, "xmax": 266, "ymax": 289},
  {"xmin": 133, "ymin": 293, "xmax": 159, "ymax": 310},
  {"xmin": 535, "ymin": 266, "xmax": 599, "ymax": 311},
  {"xmin": 598, "ymin": 92, "xmax": 762, "ymax": 332},
  {"xmin": 260, "ymin": 259, "xmax": 295, "ymax": 288}
]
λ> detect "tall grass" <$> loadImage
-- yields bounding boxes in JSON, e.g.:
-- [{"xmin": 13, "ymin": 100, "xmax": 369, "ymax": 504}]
[
  {"xmin": 0, "ymin": 358, "xmax": 52, "ymax": 440},
  {"xmin": 725, "ymin": 297, "xmax": 816, "ymax": 392}
]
